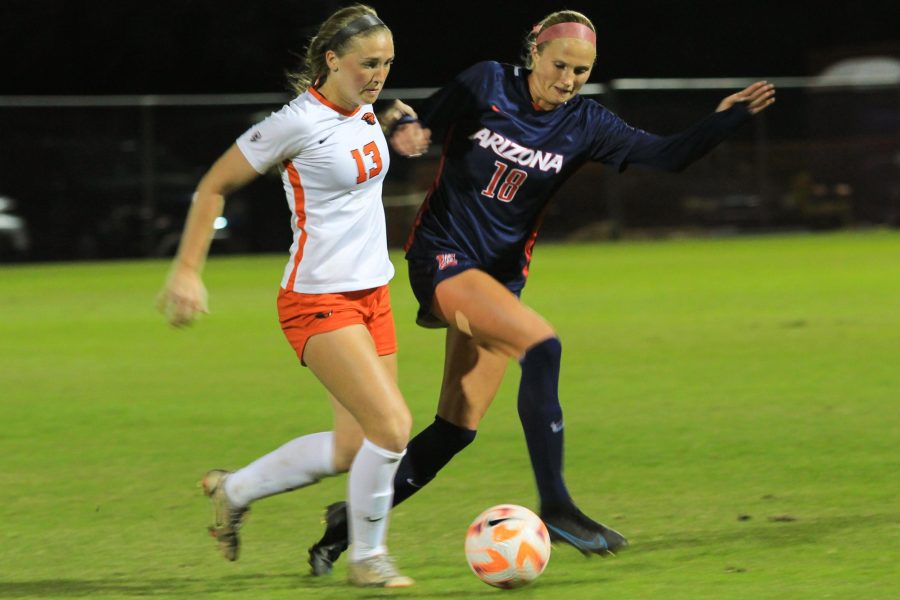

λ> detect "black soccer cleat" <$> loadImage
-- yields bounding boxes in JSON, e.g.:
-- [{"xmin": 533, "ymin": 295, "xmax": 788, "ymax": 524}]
[
  {"xmin": 307, "ymin": 501, "xmax": 350, "ymax": 576},
  {"xmin": 540, "ymin": 503, "xmax": 628, "ymax": 556}
]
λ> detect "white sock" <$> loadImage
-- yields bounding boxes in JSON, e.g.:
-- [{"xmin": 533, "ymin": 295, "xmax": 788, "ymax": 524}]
[
  {"xmin": 347, "ymin": 438, "xmax": 404, "ymax": 561},
  {"xmin": 224, "ymin": 431, "xmax": 336, "ymax": 508}
]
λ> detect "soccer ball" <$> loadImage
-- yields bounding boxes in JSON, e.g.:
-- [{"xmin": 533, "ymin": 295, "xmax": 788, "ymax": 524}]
[{"xmin": 464, "ymin": 504, "xmax": 551, "ymax": 588}]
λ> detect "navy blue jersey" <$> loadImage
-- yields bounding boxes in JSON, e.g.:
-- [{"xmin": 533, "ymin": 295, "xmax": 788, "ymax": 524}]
[{"xmin": 405, "ymin": 61, "xmax": 750, "ymax": 286}]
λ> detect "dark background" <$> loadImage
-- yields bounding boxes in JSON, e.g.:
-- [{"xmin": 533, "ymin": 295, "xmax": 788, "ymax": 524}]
[{"xmin": 2, "ymin": 0, "xmax": 899, "ymax": 94}]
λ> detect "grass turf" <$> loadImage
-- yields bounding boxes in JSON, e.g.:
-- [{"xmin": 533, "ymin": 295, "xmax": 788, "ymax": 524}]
[{"xmin": 1, "ymin": 230, "xmax": 898, "ymax": 598}]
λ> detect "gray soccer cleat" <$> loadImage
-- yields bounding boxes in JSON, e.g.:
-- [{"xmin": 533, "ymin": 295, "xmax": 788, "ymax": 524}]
[
  {"xmin": 200, "ymin": 469, "xmax": 249, "ymax": 561},
  {"xmin": 348, "ymin": 553, "xmax": 414, "ymax": 588}
]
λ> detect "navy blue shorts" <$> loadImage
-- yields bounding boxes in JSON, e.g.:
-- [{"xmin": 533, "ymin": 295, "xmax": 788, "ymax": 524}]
[{"xmin": 406, "ymin": 252, "xmax": 525, "ymax": 329}]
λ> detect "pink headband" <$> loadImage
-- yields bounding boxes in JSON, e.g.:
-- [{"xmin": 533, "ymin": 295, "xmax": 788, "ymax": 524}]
[{"xmin": 534, "ymin": 22, "xmax": 596, "ymax": 47}]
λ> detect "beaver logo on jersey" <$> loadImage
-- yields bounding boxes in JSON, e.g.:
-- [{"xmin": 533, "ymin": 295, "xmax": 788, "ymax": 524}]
[
  {"xmin": 436, "ymin": 253, "xmax": 458, "ymax": 270},
  {"xmin": 469, "ymin": 128, "xmax": 564, "ymax": 173},
  {"xmin": 361, "ymin": 112, "xmax": 376, "ymax": 126}
]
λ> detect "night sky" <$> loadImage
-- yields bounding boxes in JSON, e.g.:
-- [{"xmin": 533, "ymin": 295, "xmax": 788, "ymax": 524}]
[{"xmin": 2, "ymin": 0, "xmax": 898, "ymax": 95}]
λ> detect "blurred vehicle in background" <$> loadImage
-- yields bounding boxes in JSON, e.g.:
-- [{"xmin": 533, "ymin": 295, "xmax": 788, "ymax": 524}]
[
  {"xmin": 1, "ymin": 131, "xmax": 286, "ymax": 262},
  {"xmin": 0, "ymin": 195, "xmax": 30, "ymax": 260},
  {"xmin": 0, "ymin": 103, "xmax": 291, "ymax": 263},
  {"xmin": 74, "ymin": 171, "xmax": 254, "ymax": 259}
]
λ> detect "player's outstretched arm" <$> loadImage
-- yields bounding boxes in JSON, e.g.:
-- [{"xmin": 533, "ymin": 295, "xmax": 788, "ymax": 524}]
[
  {"xmin": 615, "ymin": 80, "xmax": 775, "ymax": 173},
  {"xmin": 157, "ymin": 144, "xmax": 259, "ymax": 327},
  {"xmin": 716, "ymin": 81, "xmax": 776, "ymax": 115}
]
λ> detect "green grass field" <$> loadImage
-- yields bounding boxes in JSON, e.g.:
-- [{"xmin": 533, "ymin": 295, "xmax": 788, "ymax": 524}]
[{"xmin": 2, "ymin": 231, "xmax": 899, "ymax": 599}]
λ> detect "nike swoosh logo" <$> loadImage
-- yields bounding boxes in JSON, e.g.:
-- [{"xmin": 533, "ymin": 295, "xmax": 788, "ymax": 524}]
[
  {"xmin": 317, "ymin": 132, "xmax": 334, "ymax": 144},
  {"xmin": 488, "ymin": 518, "xmax": 510, "ymax": 527},
  {"xmin": 545, "ymin": 523, "xmax": 608, "ymax": 550},
  {"xmin": 366, "ymin": 515, "xmax": 385, "ymax": 523},
  {"xmin": 406, "ymin": 478, "xmax": 423, "ymax": 488}
]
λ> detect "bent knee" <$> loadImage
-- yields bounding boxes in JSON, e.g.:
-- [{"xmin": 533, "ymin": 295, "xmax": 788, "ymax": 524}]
[
  {"xmin": 522, "ymin": 325, "xmax": 557, "ymax": 352},
  {"xmin": 367, "ymin": 407, "xmax": 412, "ymax": 453},
  {"xmin": 496, "ymin": 319, "xmax": 556, "ymax": 358}
]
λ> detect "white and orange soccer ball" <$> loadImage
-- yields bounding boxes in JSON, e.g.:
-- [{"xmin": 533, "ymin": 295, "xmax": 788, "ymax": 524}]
[{"xmin": 464, "ymin": 504, "xmax": 551, "ymax": 588}]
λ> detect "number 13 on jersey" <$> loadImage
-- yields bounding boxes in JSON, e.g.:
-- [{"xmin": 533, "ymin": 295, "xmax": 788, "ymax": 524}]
[
  {"xmin": 351, "ymin": 142, "xmax": 383, "ymax": 184},
  {"xmin": 481, "ymin": 161, "xmax": 528, "ymax": 202}
]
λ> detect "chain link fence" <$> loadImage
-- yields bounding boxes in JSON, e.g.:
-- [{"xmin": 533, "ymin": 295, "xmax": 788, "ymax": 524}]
[{"xmin": 0, "ymin": 76, "xmax": 896, "ymax": 262}]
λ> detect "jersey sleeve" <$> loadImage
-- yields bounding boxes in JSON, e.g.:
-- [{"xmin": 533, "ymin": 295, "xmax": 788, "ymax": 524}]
[
  {"xmin": 418, "ymin": 61, "xmax": 496, "ymax": 139},
  {"xmin": 589, "ymin": 102, "xmax": 752, "ymax": 173},
  {"xmin": 586, "ymin": 105, "xmax": 652, "ymax": 171},
  {"xmin": 236, "ymin": 102, "xmax": 310, "ymax": 174}
]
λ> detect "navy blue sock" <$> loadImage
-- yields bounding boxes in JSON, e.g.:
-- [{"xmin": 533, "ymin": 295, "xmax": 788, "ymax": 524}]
[
  {"xmin": 518, "ymin": 337, "xmax": 572, "ymax": 512},
  {"xmin": 392, "ymin": 415, "xmax": 476, "ymax": 506}
]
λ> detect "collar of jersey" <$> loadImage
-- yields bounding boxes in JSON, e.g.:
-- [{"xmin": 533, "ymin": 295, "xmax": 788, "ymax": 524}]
[
  {"xmin": 309, "ymin": 87, "xmax": 361, "ymax": 117},
  {"xmin": 515, "ymin": 67, "xmax": 575, "ymax": 115}
]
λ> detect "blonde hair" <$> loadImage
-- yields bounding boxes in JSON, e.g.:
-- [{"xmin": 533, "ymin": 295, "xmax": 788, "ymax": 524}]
[
  {"xmin": 286, "ymin": 4, "xmax": 390, "ymax": 95},
  {"xmin": 521, "ymin": 10, "xmax": 596, "ymax": 70}
]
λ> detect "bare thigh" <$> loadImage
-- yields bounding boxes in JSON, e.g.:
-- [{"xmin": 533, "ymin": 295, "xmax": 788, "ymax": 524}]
[
  {"xmin": 432, "ymin": 269, "xmax": 555, "ymax": 358},
  {"xmin": 431, "ymin": 269, "xmax": 555, "ymax": 429},
  {"xmin": 304, "ymin": 325, "xmax": 410, "ymax": 453}
]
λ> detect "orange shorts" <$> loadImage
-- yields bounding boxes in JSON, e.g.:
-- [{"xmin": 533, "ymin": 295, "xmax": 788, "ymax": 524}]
[{"xmin": 277, "ymin": 285, "xmax": 397, "ymax": 366}]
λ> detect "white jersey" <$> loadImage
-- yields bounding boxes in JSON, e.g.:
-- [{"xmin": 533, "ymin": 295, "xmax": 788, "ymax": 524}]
[{"xmin": 236, "ymin": 88, "xmax": 394, "ymax": 293}]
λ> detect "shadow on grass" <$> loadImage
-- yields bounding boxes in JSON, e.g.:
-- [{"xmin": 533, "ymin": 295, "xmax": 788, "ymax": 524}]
[
  {"xmin": 9, "ymin": 514, "xmax": 884, "ymax": 597},
  {"xmin": 0, "ymin": 572, "xmax": 315, "ymax": 598},
  {"xmin": 636, "ymin": 512, "xmax": 898, "ymax": 553},
  {"xmin": 0, "ymin": 569, "xmax": 605, "ymax": 598},
  {"xmin": 342, "ymin": 575, "xmax": 611, "ymax": 600}
]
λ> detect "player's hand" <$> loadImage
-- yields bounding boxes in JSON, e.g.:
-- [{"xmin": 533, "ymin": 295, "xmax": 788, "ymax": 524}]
[
  {"xmin": 157, "ymin": 265, "xmax": 209, "ymax": 327},
  {"xmin": 378, "ymin": 99, "xmax": 417, "ymax": 133},
  {"xmin": 716, "ymin": 81, "xmax": 775, "ymax": 115},
  {"xmin": 390, "ymin": 122, "xmax": 431, "ymax": 157},
  {"xmin": 378, "ymin": 99, "xmax": 431, "ymax": 157}
]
